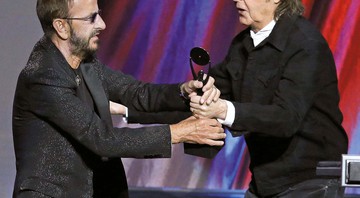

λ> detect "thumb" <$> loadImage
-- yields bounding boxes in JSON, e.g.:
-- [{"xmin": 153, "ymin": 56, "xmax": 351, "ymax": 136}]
[{"xmin": 192, "ymin": 80, "xmax": 203, "ymax": 89}]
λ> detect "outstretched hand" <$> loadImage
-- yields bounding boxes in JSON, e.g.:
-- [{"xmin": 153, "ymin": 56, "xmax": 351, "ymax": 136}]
[{"xmin": 170, "ymin": 116, "xmax": 225, "ymax": 146}]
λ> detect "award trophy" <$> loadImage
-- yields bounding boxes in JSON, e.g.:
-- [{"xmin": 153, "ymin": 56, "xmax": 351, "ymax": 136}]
[
  {"xmin": 184, "ymin": 47, "xmax": 223, "ymax": 158},
  {"xmin": 189, "ymin": 47, "xmax": 211, "ymax": 93}
]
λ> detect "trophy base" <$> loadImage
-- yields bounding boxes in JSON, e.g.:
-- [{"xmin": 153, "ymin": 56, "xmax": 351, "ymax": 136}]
[{"xmin": 184, "ymin": 143, "xmax": 223, "ymax": 158}]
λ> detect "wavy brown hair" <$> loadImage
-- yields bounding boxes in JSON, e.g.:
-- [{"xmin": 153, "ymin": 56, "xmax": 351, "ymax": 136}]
[{"xmin": 275, "ymin": 0, "xmax": 305, "ymax": 20}]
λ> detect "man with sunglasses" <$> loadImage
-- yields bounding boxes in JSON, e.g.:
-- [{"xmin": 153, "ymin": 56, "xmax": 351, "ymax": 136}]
[{"xmin": 12, "ymin": 0, "xmax": 224, "ymax": 197}]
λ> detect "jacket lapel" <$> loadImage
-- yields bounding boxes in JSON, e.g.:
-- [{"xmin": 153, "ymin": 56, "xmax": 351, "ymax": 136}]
[{"xmin": 80, "ymin": 63, "xmax": 113, "ymax": 127}]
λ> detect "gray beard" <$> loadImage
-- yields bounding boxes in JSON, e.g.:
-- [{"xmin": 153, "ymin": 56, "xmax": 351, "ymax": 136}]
[{"xmin": 69, "ymin": 27, "xmax": 98, "ymax": 60}]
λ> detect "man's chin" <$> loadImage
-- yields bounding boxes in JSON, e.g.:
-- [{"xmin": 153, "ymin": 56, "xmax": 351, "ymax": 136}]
[{"xmin": 83, "ymin": 45, "xmax": 98, "ymax": 60}]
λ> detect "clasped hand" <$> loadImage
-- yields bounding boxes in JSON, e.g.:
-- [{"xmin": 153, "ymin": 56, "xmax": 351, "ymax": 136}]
[
  {"xmin": 190, "ymin": 96, "xmax": 227, "ymax": 120},
  {"xmin": 175, "ymin": 76, "xmax": 227, "ymax": 145},
  {"xmin": 180, "ymin": 75, "xmax": 220, "ymax": 105},
  {"xmin": 183, "ymin": 76, "xmax": 227, "ymax": 120}
]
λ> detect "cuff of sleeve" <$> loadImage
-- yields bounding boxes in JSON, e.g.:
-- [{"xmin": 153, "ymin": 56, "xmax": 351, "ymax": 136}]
[
  {"xmin": 179, "ymin": 83, "xmax": 190, "ymax": 100},
  {"xmin": 216, "ymin": 100, "xmax": 235, "ymax": 127},
  {"xmin": 122, "ymin": 107, "xmax": 129, "ymax": 123}
]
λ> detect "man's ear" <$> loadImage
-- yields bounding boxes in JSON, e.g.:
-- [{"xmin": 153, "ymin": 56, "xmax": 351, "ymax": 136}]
[
  {"xmin": 52, "ymin": 19, "xmax": 69, "ymax": 40},
  {"xmin": 274, "ymin": 0, "xmax": 280, "ymax": 4}
]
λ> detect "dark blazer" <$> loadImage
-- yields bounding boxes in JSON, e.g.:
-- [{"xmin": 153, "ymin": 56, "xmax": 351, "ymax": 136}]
[
  {"xmin": 12, "ymin": 36, "xmax": 188, "ymax": 198},
  {"xmin": 210, "ymin": 14, "xmax": 348, "ymax": 196},
  {"xmin": 127, "ymin": 109, "xmax": 191, "ymax": 124}
]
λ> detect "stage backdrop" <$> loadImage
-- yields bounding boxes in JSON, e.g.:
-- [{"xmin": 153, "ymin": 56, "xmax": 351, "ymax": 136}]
[{"xmin": 98, "ymin": 0, "xmax": 360, "ymax": 194}]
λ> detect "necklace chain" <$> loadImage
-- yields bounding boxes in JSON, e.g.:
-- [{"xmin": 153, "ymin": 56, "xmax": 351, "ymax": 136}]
[{"xmin": 73, "ymin": 68, "xmax": 81, "ymax": 86}]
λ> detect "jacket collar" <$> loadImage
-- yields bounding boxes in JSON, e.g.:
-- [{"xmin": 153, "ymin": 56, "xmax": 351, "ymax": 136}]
[
  {"xmin": 81, "ymin": 63, "xmax": 113, "ymax": 127},
  {"xmin": 263, "ymin": 14, "xmax": 299, "ymax": 51},
  {"xmin": 39, "ymin": 36, "xmax": 113, "ymax": 127}
]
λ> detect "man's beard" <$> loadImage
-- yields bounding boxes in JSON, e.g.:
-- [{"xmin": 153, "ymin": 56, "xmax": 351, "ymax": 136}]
[{"xmin": 69, "ymin": 26, "xmax": 99, "ymax": 60}]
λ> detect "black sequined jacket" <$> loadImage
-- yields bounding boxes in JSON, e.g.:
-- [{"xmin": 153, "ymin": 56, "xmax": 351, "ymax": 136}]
[{"xmin": 12, "ymin": 36, "xmax": 188, "ymax": 198}]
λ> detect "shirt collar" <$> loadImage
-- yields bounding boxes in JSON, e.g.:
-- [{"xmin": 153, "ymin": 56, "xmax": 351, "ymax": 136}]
[{"xmin": 250, "ymin": 20, "xmax": 276, "ymax": 47}]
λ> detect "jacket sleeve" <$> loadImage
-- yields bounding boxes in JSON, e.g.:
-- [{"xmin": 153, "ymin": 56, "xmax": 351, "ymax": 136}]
[
  {"xmin": 99, "ymin": 63, "xmax": 189, "ymax": 112},
  {"xmin": 223, "ymin": 39, "xmax": 339, "ymax": 138},
  {"xmin": 23, "ymin": 66, "xmax": 172, "ymax": 158},
  {"xmin": 127, "ymin": 109, "xmax": 192, "ymax": 124}
]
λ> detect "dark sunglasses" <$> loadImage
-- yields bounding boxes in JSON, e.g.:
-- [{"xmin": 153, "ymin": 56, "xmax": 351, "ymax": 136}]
[{"xmin": 64, "ymin": 10, "xmax": 102, "ymax": 24}]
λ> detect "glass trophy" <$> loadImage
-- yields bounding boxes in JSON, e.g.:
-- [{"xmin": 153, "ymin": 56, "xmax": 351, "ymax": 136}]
[
  {"xmin": 185, "ymin": 47, "xmax": 223, "ymax": 158},
  {"xmin": 189, "ymin": 47, "xmax": 211, "ymax": 95}
]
